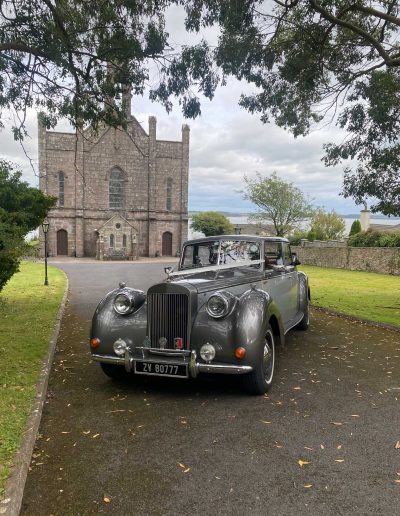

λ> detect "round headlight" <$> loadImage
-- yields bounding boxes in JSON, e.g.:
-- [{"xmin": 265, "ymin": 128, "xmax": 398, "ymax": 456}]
[
  {"xmin": 114, "ymin": 294, "xmax": 133, "ymax": 315},
  {"xmin": 200, "ymin": 343, "xmax": 216, "ymax": 362},
  {"xmin": 113, "ymin": 338, "xmax": 127, "ymax": 356},
  {"xmin": 206, "ymin": 294, "xmax": 229, "ymax": 318}
]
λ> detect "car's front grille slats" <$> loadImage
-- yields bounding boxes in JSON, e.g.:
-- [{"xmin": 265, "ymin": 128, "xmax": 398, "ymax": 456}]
[{"xmin": 148, "ymin": 293, "xmax": 189, "ymax": 350}]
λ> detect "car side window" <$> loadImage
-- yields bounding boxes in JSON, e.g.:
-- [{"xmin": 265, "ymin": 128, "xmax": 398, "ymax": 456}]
[{"xmin": 264, "ymin": 242, "xmax": 284, "ymax": 269}]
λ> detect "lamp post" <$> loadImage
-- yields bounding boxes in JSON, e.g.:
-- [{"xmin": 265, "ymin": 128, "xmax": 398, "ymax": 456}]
[{"xmin": 42, "ymin": 219, "xmax": 49, "ymax": 286}]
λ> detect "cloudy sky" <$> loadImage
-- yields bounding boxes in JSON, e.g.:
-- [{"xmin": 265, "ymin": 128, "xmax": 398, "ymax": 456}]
[{"xmin": 0, "ymin": 5, "xmax": 364, "ymax": 216}]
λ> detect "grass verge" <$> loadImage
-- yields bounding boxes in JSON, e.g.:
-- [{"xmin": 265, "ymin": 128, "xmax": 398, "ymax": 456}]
[
  {"xmin": 0, "ymin": 261, "xmax": 66, "ymax": 495},
  {"xmin": 300, "ymin": 265, "xmax": 400, "ymax": 328}
]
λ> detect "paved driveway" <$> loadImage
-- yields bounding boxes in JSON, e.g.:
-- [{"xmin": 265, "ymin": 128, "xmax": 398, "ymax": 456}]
[{"xmin": 21, "ymin": 262, "xmax": 400, "ymax": 515}]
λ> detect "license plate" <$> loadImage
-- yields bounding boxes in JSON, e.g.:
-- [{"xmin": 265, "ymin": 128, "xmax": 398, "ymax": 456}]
[{"xmin": 134, "ymin": 361, "xmax": 188, "ymax": 378}]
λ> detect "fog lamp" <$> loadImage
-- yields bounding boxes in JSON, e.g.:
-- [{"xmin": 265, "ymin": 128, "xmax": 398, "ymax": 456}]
[
  {"xmin": 235, "ymin": 347, "xmax": 246, "ymax": 359},
  {"xmin": 200, "ymin": 343, "xmax": 216, "ymax": 363},
  {"xmin": 113, "ymin": 338, "xmax": 128, "ymax": 356}
]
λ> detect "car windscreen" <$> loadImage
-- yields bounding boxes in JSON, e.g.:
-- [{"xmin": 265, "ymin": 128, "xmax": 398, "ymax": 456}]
[{"xmin": 180, "ymin": 240, "xmax": 261, "ymax": 269}]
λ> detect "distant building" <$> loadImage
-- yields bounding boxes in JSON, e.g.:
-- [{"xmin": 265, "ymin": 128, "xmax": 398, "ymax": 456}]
[
  {"xmin": 360, "ymin": 205, "xmax": 400, "ymax": 232},
  {"xmin": 39, "ymin": 101, "xmax": 189, "ymax": 259}
]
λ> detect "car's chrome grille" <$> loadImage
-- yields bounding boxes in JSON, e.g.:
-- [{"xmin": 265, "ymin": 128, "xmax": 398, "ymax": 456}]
[{"xmin": 148, "ymin": 293, "xmax": 189, "ymax": 350}]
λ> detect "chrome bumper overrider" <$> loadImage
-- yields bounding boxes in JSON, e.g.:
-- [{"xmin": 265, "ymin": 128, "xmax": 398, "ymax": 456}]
[{"xmin": 91, "ymin": 349, "xmax": 253, "ymax": 377}]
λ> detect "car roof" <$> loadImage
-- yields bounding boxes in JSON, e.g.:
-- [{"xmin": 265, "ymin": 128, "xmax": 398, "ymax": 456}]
[{"xmin": 183, "ymin": 235, "xmax": 289, "ymax": 245}]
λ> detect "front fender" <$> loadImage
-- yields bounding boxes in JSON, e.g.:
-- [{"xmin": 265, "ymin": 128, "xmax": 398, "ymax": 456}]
[
  {"xmin": 191, "ymin": 287, "xmax": 284, "ymax": 367},
  {"xmin": 90, "ymin": 288, "xmax": 147, "ymax": 355}
]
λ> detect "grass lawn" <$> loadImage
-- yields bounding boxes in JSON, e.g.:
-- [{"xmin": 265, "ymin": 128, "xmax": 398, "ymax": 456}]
[
  {"xmin": 0, "ymin": 261, "xmax": 66, "ymax": 495},
  {"xmin": 300, "ymin": 265, "xmax": 400, "ymax": 328}
]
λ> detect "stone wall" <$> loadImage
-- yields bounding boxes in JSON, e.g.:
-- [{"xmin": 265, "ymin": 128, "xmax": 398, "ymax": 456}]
[{"xmin": 292, "ymin": 246, "xmax": 400, "ymax": 275}]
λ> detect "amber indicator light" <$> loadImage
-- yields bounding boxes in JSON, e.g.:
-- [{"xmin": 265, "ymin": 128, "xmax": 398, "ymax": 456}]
[
  {"xmin": 90, "ymin": 338, "xmax": 100, "ymax": 349},
  {"xmin": 235, "ymin": 347, "xmax": 246, "ymax": 359}
]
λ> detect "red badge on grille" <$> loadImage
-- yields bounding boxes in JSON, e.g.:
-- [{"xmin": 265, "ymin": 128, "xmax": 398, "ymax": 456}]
[{"xmin": 174, "ymin": 337, "xmax": 183, "ymax": 349}]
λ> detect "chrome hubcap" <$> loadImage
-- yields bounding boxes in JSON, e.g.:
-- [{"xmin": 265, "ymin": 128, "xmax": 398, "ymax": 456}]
[{"xmin": 262, "ymin": 331, "xmax": 274, "ymax": 383}]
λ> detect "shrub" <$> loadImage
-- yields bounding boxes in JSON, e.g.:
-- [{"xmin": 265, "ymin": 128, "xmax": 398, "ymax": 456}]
[
  {"xmin": 288, "ymin": 230, "xmax": 309, "ymax": 246},
  {"xmin": 348, "ymin": 230, "xmax": 400, "ymax": 247},
  {"xmin": 349, "ymin": 219, "xmax": 361, "ymax": 236}
]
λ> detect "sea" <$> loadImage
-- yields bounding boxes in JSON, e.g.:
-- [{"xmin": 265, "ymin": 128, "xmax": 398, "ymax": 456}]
[{"xmin": 188, "ymin": 215, "xmax": 400, "ymax": 240}]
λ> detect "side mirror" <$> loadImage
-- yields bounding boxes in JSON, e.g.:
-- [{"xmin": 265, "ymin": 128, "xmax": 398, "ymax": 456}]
[
  {"xmin": 164, "ymin": 266, "xmax": 173, "ymax": 275},
  {"xmin": 292, "ymin": 254, "xmax": 301, "ymax": 266}
]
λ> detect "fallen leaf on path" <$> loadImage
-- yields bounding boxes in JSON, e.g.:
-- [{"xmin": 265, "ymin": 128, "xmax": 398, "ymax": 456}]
[
  {"xmin": 350, "ymin": 415, "xmax": 360, "ymax": 417},
  {"xmin": 331, "ymin": 422, "xmax": 343, "ymax": 426},
  {"xmin": 82, "ymin": 431, "xmax": 91, "ymax": 435},
  {"xmin": 104, "ymin": 496, "xmax": 111, "ymax": 503},
  {"xmin": 335, "ymin": 459, "xmax": 345, "ymax": 463},
  {"xmin": 304, "ymin": 447, "xmax": 313, "ymax": 451},
  {"xmin": 303, "ymin": 484, "xmax": 313, "ymax": 488},
  {"xmin": 184, "ymin": 468, "xmax": 190, "ymax": 473},
  {"xmin": 92, "ymin": 434, "xmax": 100, "ymax": 439},
  {"xmin": 394, "ymin": 480, "xmax": 400, "ymax": 484},
  {"xmin": 298, "ymin": 460, "xmax": 311, "ymax": 467},
  {"xmin": 395, "ymin": 441, "xmax": 400, "ymax": 449},
  {"xmin": 179, "ymin": 463, "xmax": 186, "ymax": 469},
  {"xmin": 61, "ymin": 431, "xmax": 70, "ymax": 434},
  {"xmin": 320, "ymin": 444, "xmax": 325, "ymax": 450},
  {"xmin": 260, "ymin": 420, "xmax": 271, "ymax": 424}
]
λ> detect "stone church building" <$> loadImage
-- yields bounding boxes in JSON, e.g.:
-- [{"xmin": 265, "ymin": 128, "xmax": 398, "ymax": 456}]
[{"xmin": 39, "ymin": 105, "xmax": 189, "ymax": 259}]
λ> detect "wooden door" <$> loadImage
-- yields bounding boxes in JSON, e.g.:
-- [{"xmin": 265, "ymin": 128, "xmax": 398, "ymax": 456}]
[
  {"xmin": 162, "ymin": 232, "xmax": 173, "ymax": 256},
  {"xmin": 57, "ymin": 229, "xmax": 68, "ymax": 255}
]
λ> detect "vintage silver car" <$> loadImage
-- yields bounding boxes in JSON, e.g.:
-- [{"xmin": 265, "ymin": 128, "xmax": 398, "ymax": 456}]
[{"xmin": 90, "ymin": 236, "xmax": 310, "ymax": 394}]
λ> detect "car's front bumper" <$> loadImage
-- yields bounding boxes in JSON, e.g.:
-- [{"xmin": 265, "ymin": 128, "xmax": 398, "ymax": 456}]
[{"xmin": 91, "ymin": 349, "xmax": 253, "ymax": 377}]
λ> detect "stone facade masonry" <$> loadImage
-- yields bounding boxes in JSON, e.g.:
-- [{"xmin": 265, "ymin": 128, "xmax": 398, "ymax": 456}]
[
  {"xmin": 39, "ymin": 111, "xmax": 189, "ymax": 258},
  {"xmin": 292, "ymin": 246, "xmax": 400, "ymax": 275}
]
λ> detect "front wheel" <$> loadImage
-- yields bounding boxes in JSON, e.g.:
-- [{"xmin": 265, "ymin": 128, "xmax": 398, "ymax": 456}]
[
  {"xmin": 243, "ymin": 326, "xmax": 275, "ymax": 395},
  {"xmin": 100, "ymin": 362, "xmax": 131, "ymax": 381}
]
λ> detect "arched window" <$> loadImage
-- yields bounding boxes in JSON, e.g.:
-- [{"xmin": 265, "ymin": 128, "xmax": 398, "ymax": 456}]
[
  {"xmin": 110, "ymin": 234, "xmax": 114, "ymax": 248},
  {"xmin": 109, "ymin": 168, "xmax": 124, "ymax": 208},
  {"xmin": 58, "ymin": 172, "xmax": 65, "ymax": 207},
  {"xmin": 166, "ymin": 177, "xmax": 172, "ymax": 211},
  {"xmin": 122, "ymin": 234, "xmax": 127, "ymax": 248}
]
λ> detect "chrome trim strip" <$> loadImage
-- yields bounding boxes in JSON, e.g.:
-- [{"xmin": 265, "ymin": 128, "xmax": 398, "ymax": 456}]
[
  {"xmin": 92, "ymin": 354, "xmax": 124, "ymax": 365},
  {"xmin": 135, "ymin": 347, "xmax": 191, "ymax": 357},
  {"xmin": 92, "ymin": 352, "xmax": 253, "ymax": 376},
  {"xmin": 197, "ymin": 363, "xmax": 253, "ymax": 375}
]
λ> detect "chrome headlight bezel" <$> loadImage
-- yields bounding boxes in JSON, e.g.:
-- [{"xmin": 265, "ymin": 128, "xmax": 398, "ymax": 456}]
[
  {"xmin": 206, "ymin": 292, "xmax": 233, "ymax": 319},
  {"xmin": 113, "ymin": 293, "xmax": 134, "ymax": 315}
]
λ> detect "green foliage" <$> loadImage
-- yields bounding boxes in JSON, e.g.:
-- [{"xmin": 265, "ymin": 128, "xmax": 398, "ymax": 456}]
[
  {"xmin": 0, "ymin": 1, "xmax": 220, "ymax": 136},
  {"xmin": 0, "ymin": 262, "xmax": 66, "ymax": 495},
  {"xmin": 190, "ymin": 211, "xmax": 234, "ymax": 237},
  {"xmin": 349, "ymin": 220, "xmax": 362, "ymax": 236},
  {"xmin": 348, "ymin": 230, "xmax": 400, "ymax": 248},
  {"xmin": 308, "ymin": 209, "xmax": 345, "ymax": 241},
  {"xmin": 243, "ymin": 172, "xmax": 314, "ymax": 237},
  {"xmin": 183, "ymin": 2, "xmax": 400, "ymax": 214},
  {"xmin": 3, "ymin": 1, "xmax": 400, "ymax": 213},
  {"xmin": 0, "ymin": 161, "xmax": 56, "ymax": 291},
  {"xmin": 288, "ymin": 230, "xmax": 309, "ymax": 246}
]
